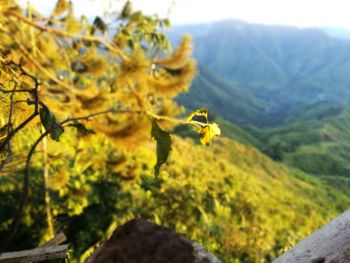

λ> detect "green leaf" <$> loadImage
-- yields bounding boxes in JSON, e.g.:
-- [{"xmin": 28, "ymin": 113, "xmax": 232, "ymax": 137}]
[
  {"xmin": 68, "ymin": 123, "xmax": 95, "ymax": 136},
  {"xmin": 151, "ymin": 120, "xmax": 172, "ymax": 176},
  {"xmin": 198, "ymin": 123, "xmax": 221, "ymax": 145},
  {"xmin": 120, "ymin": 0, "xmax": 132, "ymax": 19},
  {"xmin": 26, "ymin": 98, "xmax": 35, "ymax": 105},
  {"xmin": 130, "ymin": 11, "xmax": 143, "ymax": 22},
  {"xmin": 161, "ymin": 19, "xmax": 171, "ymax": 28},
  {"xmin": 51, "ymin": 125, "xmax": 64, "ymax": 141},
  {"xmin": 93, "ymin": 16, "xmax": 107, "ymax": 33},
  {"xmin": 127, "ymin": 39, "xmax": 135, "ymax": 50},
  {"xmin": 40, "ymin": 105, "xmax": 56, "ymax": 131},
  {"xmin": 39, "ymin": 105, "xmax": 64, "ymax": 141}
]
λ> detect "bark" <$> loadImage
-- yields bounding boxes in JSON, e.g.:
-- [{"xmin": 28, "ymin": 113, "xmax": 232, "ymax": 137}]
[
  {"xmin": 0, "ymin": 232, "xmax": 67, "ymax": 263},
  {"xmin": 0, "ymin": 245, "xmax": 68, "ymax": 263},
  {"xmin": 273, "ymin": 209, "xmax": 350, "ymax": 263}
]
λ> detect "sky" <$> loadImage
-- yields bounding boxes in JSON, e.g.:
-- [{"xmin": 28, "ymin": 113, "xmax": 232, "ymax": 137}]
[{"xmin": 19, "ymin": 0, "xmax": 350, "ymax": 30}]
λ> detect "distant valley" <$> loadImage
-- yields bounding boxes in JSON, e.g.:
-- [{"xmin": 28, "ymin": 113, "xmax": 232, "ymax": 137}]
[{"xmin": 171, "ymin": 20, "xmax": 350, "ymax": 185}]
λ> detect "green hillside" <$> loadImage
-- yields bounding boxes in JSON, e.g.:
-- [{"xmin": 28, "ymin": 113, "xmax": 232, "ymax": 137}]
[
  {"xmin": 2, "ymin": 2, "xmax": 350, "ymax": 263},
  {"xmin": 2, "ymin": 129, "xmax": 349, "ymax": 262},
  {"xmin": 258, "ymin": 103, "xmax": 350, "ymax": 177},
  {"xmin": 172, "ymin": 20, "xmax": 350, "ymax": 187},
  {"xmin": 177, "ymin": 64, "xmax": 265, "ymax": 125}
]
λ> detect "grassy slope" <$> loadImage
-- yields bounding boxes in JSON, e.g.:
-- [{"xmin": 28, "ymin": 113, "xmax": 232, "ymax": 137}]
[
  {"xmin": 176, "ymin": 64, "xmax": 265, "ymax": 125},
  {"xmin": 78, "ymin": 135, "xmax": 349, "ymax": 262},
  {"xmin": 2, "ymin": 128, "xmax": 349, "ymax": 263},
  {"xmin": 256, "ymin": 103, "xmax": 350, "ymax": 178},
  {"xmin": 157, "ymin": 137, "xmax": 350, "ymax": 262}
]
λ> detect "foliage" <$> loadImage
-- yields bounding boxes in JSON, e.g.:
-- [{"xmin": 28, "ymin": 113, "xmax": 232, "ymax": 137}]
[
  {"xmin": 0, "ymin": 0, "xmax": 203, "ymax": 252},
  {"xmin": 174, "ymin": 21, "xmax": 350, "ymax": 187},
  {"xmin": 1, "ymin": 132, "xmax": 349, "ymax": 262},
  {"xmin": 0, "ymin": 2, "xmax": 349, "ymax": 263},
  {"xmin": 187, "ymin": 107, "xmax": 221, "ymax": 145},
  {"xmin": 258, "ymin": 103, "xmax": 350, "ymax": 177}
]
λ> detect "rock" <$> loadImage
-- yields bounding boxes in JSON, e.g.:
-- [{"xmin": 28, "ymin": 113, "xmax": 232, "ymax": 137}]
[{"xmin": 86, "ymin": 218, "xmax": 221, "ymax": 263}]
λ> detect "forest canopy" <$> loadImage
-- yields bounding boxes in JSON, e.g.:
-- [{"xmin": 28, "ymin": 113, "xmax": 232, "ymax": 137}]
[{"xmin": 0, "ymin": 0, "xmax": 204, "ymax": 251}]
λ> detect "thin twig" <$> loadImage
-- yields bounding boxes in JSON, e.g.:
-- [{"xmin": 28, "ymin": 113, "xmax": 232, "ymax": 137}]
[
  {"xmin": 0, "ymin": 108, "xmax": 115, "ymax": 251},
  {"xmin": 41, "ymin": 125, "xmax": 54, "ymax": 240},
  {"xmin": 0, "ymin": 129, "xmax": 50, "ymax": 252},
  {"xmin": 3, "ymin": 10, "xmax": 123, "ymax": 57},
  {"xmin": 0, "ymin": 27, "xmax": 73, "ymax": 94},
  {"xmin": 0, "ymin": 62, "xmax": 40, "ymax": 156},
  {"xmin": 61, "ymin": 108, "xmax": 116, "ymax": 124},
  {"xmin": 0, "ymin": 104, "xmax": 210, "ymax": 251},
  {"xmin": 0, "ymin": 83, "xmax": 16, "ymax": 167},
  {"xmin": 0, "ymin": 88, "xmax": 35, "ymax": 93}
]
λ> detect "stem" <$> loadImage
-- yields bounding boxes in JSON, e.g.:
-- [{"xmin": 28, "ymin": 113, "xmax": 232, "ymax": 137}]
[
  {"xmin": 0, "ymin": 88, "xmax": 35, "ymax": 93},
  {"xmin": 0, "ymin": 83, "xmax": 16, "ymax": 167},
  {"xmin": 0, "ymin": 130, "xmax": 50, "ymax": 252},
  {"xmin": 42, "ymin": 126, "xmax": 54, "ymax": 240},
  {"xmin": 0, "ymin": 62, "xmax": 40, "ymax": 156},
  {"xmin": 149, "ymin": 112, "xmax": 210, "ymax": 127}
]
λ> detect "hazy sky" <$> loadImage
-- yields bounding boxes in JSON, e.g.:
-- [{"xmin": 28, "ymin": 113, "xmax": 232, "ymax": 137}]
[{"xmin": 20, "ymin": 0, "xmax": 350, "ymax": 29}]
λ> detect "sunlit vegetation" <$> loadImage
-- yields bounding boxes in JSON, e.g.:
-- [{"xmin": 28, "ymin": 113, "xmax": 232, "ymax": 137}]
[
  {"xmin": 2, "ymin": 129, "xmax": 349, "ymax": 262},
  {"xmin": 175, "ymin": 21, "xmax": 350, "ymax": 197},
  {"xmin": 0, "ymin": 1, "xmax": 349, "ymax": 263}
]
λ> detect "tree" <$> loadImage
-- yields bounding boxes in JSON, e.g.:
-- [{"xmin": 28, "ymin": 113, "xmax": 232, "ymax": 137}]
[{"xmin": 0, "ymin": 0, "xmax": 220, "ymax": 253}]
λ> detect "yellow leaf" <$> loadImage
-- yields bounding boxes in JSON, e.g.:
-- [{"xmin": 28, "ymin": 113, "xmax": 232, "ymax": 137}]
[
  {"xmin": 187, "ymin": 107, "xmax": 208, "ymax": 123},
  {"xmin": 198, "ymin": 123, "xmax": 221, "ymax": 145},
  {"xmin": 53, "ymin": 0, "xmax": 70, "ymax": 16}
]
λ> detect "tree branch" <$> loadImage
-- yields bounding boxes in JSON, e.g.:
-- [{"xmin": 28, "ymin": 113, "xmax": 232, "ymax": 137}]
[
  {"xmin": 2, "ymin": 10, "xmax": 123, "ymax": 57},
  {"xmin": 0, "ymin": 83, "xmax": 16, "ymax": 167},
  {"xmin": 0, "ymin": 62, "xmax": 40, "ymax": 156},
  {"xmin": 0, "ymin": 105, "xmax": 211, "ymax": 251},
  {"xmin": 0, "ymin": 88, "xmax": 35, "ymax": 94},
  {"xmin": 0, "ymin": 129, "xmax": 50, "ymax": 252}
]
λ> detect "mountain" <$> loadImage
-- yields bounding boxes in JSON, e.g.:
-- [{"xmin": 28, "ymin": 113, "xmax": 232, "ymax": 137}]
[
  {"xmin": 323, "ymin": 27, "xmax": 350, "ymax": 40},
  {"xmin": 177, "ymin": 64, "xmax": 265, "ymax": 125},
  {"xmin": 171, "ymin": 20, "xmax": 350, "ymax": 183},
  {"xmin": 171, "ymin": 20, "xmax": 350, "ymax": 120}
]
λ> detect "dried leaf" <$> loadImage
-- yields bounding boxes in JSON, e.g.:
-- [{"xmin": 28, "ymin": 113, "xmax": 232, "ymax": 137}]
[
  {"xmin": 187, "ymin": 107, "xmax": 209, "ymax": 123},
  {"xmin": 53, "ymin": 0, "xmax": 70, "ymax": 16},
  {"xmin": 198, "ymin": 123, "xmax": 221, "ymax": 145}
]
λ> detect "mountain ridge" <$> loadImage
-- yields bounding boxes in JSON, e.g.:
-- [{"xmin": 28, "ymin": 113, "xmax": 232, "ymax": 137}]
[
  {"xmin": 173, "ymin": 19, "xmax": 350, "ymax": 181},
  {"xmin": 171, "ymin": 19, "xmax": 350, "ymax": 116}
]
